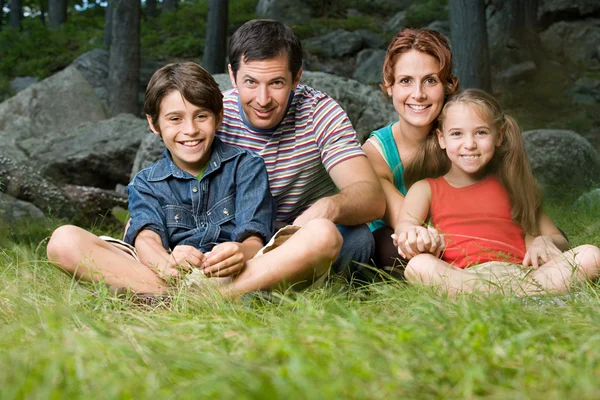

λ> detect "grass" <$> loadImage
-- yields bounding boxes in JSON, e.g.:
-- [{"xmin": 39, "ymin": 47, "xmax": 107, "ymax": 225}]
[{"xmin": 2, "ymin": 195, "xmax": 600, "ymax": 398}]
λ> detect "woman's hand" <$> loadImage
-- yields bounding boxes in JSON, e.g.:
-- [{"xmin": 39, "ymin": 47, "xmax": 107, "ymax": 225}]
[
  {"xmin": 392, "ymin": 226, "xmax": 444, "ymax": 260},
  {"xmin": 523, "ymin": 235, "xmax": 563, "ymax": 269}
]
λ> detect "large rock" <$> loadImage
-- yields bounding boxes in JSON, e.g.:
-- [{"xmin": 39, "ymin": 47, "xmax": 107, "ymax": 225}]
[
  {"xmin": 539, "ymin": 0, "xmax": 600, "ymax": 27},
  {"xmin": 130, "ymin": 133, "xmax": 164, "ymax": 180},
  {"xmin": 353, "ymin": 49, "xmax": 386, "ymax": 85},
  {"xmin": 0, "ymin": 65, "xmax": 109, "ymax": 141},
  {"xmin": 567, "ymin": 77, "xmax": 600, "ymax": 105},
  {"xmin": 523, "ymin": 129, "xmax": 600, "ymax": 189},
  {"xmin": 255, "ymin": 0, "xmax": 312, "ymax": 25},
  {"xmin": 304, "ymin": 29, "xmax": 366, "ymax": 59},
  {"xmin": 540, "ymin": 19, "xmax": 600, "ymax": 67},
  {"xmin": 8, "ymin": 77, "xmax": 38, "ymax": 94},
  {"xmin": 19, "ymin": 114, "xmax": 149, "ymax": 189},
  {"xmin": 0, "ymin": 192, "xmax": 45, "ymax": 224}
]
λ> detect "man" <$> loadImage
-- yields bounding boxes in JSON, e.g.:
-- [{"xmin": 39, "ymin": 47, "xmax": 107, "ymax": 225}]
[{"xmin": 216, "ymin": 19, "xmax": 385, "ymax": 278}]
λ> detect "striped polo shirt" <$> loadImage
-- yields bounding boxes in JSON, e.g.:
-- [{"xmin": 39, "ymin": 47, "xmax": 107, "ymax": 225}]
[{"xmin": 217, "ymin": 84, "xmax": 365, "ymax": 223}]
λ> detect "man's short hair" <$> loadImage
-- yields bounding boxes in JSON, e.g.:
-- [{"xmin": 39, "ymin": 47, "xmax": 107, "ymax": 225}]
[
  {"xmin": 144, "ymin": 62, "xmax": 223, "ymax": 130},
  {"xmin": 229, "ymin": 19, "xmax": 303, "ymax": 80}
]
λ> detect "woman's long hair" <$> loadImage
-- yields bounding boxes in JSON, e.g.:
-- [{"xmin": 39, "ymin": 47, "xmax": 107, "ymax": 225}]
[{"xmin": 421, "ymin": 89, "xmax": 543, "ymax": 234}]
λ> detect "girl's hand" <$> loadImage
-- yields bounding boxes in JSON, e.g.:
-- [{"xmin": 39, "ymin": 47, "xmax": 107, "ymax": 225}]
[
  {"xmin": 522, "ymin": 236, "xmax": 563, "ymax": 269},
  {"xmin": 393, "ymin": 226, "xmax": 445, "ymax": 260},
  {"xmin": 203, "ymin": 242, "xmax": 246, "ymax": 277}
]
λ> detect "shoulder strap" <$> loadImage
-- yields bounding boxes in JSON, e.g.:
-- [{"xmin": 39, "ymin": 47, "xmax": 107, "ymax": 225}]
[{"xmin": 370, "ymin": 124, "xmax": 407, "ymax": 195}]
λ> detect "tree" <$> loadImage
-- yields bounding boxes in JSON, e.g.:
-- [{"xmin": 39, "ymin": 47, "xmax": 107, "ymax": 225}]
[
  {"xmin": 104, "ymin": 0, "xmax": 112, "ymax": 46},
  {"xmin": 9, "ymin": 0, "xmax": 21, "ymax": 29},
  {"xmin": 203, "ymin": 0, "xmax": 228, "ymax": 74},
  {"xmin": 107, "ymin": 0, "xmax": 140, "ymax": 116},
  {"xmin": 0, "ymin": 0, "xmax": 5, "ymax": 30},
  {"xmin": 448, "ymin": 0, "xmax": 491, "ymax": 92},
  {"xmin": 48, "ymin": 0, "xmax": 67, "ymax": 28},
  {"xmin": 162, "ymin": 0, "xmax": 177, "ymax": 14},
  {"xmin": 146, "ymin": 0, "xmax": 157, "ymax": 19}
]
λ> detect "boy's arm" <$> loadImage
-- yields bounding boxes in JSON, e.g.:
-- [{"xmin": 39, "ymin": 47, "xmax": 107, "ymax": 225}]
[{"xmin": 523, "ymin": 209, "xmax": 569, "ymax": 268}]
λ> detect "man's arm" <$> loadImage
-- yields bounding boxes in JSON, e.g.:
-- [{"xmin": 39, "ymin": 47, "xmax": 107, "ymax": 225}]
[{"xmin": 293, "ymin": 155, "xmax": 385, "ymax": 226}]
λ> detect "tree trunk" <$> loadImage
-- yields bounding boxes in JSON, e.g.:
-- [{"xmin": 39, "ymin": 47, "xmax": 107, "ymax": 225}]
[
  {"xmin": 0, "ymin": 0, "xmax": 4, "ymax": 30},
  {"xmin": 39, "ymin": 0, "xmax": 46, "ymax": 25},
  {"xmin": 162, "ymin": 0, "xmax": 177, "ymax": 14},
  {"xmin": 48, "ymin": 0, "xmax": 68, "ymax": 28},
  {"xmin": 107, "ymin": 0, "xmax": 140, "ymax": 116},
  {"xmin": 9, "ymin": 0, "xmax": 21, "ymax": 29},
  {"xmin": 104, "ymin": 0, "xmax": 113, "ymax": 47},
  {"xmin": 449, "ymin": 0, "xmax": 491, "ymax": 92},
  {"xmin": 487, "ymin": 0, "xmax": 540, "ymax": 66},
  {"xmin": 146, "ymin": 0, "xmax": 157, "ymax": 19},
  {"xmin": 203, "ymin": 0, "xmax": 228, "ymax": 74}
]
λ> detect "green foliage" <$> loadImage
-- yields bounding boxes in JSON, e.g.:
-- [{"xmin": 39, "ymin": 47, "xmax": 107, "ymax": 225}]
[{"xmin": 404, "ymin": 0, "xmax": 448, "ymax": 28}]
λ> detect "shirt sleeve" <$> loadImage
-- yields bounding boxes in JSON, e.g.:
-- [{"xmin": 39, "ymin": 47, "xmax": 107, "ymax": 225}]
[
  {"xmin": 124, "ymin": 173, "xmax": 169, "ymax": 250},
  {"xmin": 231, "ymin": 153, "xmax": 276, "ymax": 244},
  {"xmin": 312, "ymin": 95, "xmax": 365, "ymax": 171}
]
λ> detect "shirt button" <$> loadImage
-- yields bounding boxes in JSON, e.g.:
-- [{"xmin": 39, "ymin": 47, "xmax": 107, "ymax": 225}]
[{"xmin": 192, "ymin": 187, "xmax": 198, "ymax": 193}]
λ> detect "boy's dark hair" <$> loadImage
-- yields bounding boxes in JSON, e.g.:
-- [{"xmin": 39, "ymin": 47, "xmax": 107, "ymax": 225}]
[
  {"xmin": 144, "ymin": 62, "xmax": 223, "ymax": 130},
  {"xmin": 229, "ymin": 19, "xmax": 303, "ymax": 80}
]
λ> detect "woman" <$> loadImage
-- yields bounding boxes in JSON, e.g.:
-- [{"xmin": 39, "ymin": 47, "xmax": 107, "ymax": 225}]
[{"xmin": 363, "ymin": 28, "xmax": 459, "ymax": 273}]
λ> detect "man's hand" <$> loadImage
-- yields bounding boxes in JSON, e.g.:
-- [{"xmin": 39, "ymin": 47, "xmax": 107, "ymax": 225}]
[
  {"xmin": 293, "ymin": 197, "xmax": 335, "ymax": 226},
  {"xmin": 392, "ymin": 226, "xmax": 444, "ymax": 260},
  {"xmin": 523, "ymin": 235, "xmax": 563, "ymax": 269},
  {"xmin": 203, "ymin": 242, "xmax": 246, "ymax": 277}
]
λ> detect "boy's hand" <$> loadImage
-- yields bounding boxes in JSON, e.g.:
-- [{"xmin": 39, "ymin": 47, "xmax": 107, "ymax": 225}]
[
  {"xmin": 523, "ymin": 236, "xmax": 562, "ymax": 269},
  {"xmin": 203, "ymin": 242, "xmax": 246, "ymax": 277},
  {"xmin": 156, "ymin": 245, "xmax": 205, "ymax": 278},
  {"xmin": 393, "ymin": 226, "xmax": 444, "ymax": 260}
]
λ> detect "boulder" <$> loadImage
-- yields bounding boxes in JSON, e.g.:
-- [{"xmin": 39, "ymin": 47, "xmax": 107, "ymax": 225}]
[
  {"xmin": 567, "ymin": 77, "xmax": 600, "ymax": 105},
  {"xmin": 255, "ymin": 0, "xmax": 312, "ymax": 25},
  {"xmin": 62, "ymin": 185, "xmax": 128, "ymax": 224},
  {"xmin": 353, "ymin": 49, "xmax": 386, "ymax": 85},
  {"xmin": 574, "ymin": 188, "xmax": 600, "ymax": 208},
  {"xmin": 499, "ymin": 61, "xmax": 537, "ymax": 84},
  {"xmin": 523, "ymin": 129, "xmax": 600, "ymax": 189},
  {"xmin": 20, "ymin": 114, "xmax": 149, "ymax": 189},
  {"xmin": 0, "ymin": 65, "xmax": 109, "ymax": 141},
  {"xmin": 304, "ymin": 29, "xmax": 366, "ymax": 59},
  {"xmin": 0, "ymin": 192, "xmax": 45, "ymax": 224},
  {"xmin": 385, "ymin": 11, "xmax": 406, "ymax": 33},
  {"xmin": 539, "ymin": 0, "xmax": 600, "ymax": 28},
  {"xmin": 540, "ymin": 19, "xmax": 600, "ymax": 67},
  {"xmin": 130, "ymin": 133, "xmax": 164, "ymax": 180},
  {"xmin": 426, "ymin": 20, "xmax": 450, "ymax": 38},
  {"xmin": 72, "ymin": 48, "xmax": 110, "ymax": 105}
]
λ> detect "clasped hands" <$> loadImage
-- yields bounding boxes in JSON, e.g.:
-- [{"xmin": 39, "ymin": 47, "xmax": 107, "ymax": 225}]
[
  {"xmin": 392, "ymin": 225, "xmax": 445, "ymax": 260},
  {"xmin": 154, "ymin": 242, "xmax": 246, "ymax": 279}
]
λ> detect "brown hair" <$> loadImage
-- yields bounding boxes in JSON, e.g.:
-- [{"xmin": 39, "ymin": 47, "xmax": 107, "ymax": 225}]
[
  {"xmin": 425, "ymin": 89, "xmax": 542, "ymax": 234},
  {"xmin": 144, "ymin": 62, "xmax": 223, "ymax": 131},
  {"xmin": 387, "ymin": 29, "xmax": 459, "ymax": 188}
]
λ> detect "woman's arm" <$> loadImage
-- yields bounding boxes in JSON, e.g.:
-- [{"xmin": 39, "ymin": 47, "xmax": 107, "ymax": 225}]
[{"xmin": 363, "ymin": 140, "xmax": 405, "ymax": 226}]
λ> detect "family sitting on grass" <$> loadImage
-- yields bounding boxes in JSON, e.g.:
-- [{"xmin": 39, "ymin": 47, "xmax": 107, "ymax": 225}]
[{"xmin": 46, "ymin": 19, "xmax": 600, "ymax": 300}]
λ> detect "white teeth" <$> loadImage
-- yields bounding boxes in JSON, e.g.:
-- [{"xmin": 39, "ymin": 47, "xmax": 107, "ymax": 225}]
[
  {"xmin": 461, "ymin": 155, "xmax": 479, "ymax": 160},
  {"xmin": 408, "ymin": 104, "xmax": 427, "ymax": 110},
  {"xmin": 181, "ymin": 140, "xmax": 200, "ymax": 146}
]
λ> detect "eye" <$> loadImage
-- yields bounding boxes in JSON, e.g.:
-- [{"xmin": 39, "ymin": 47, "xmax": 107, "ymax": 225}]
[
  {"xmin": 398, "ymin": 77, "xmax": 411, "ymax": 85},
  {"xmin": 196, "ymin": 114, "xmax": 208, "ymax": 121},
  {"xmin": 425, "ymin": 77, "xmax": 438, "ymax": 85},
  {"xmin": 169, "ymin": 116, "xmax": 182, "ymax": 122},
  {"xmin": 449, "ymin": 131, "xmax": 461, "ymax": 137},
  {"xmin": 244, "ymin": 78, "xmax": 257, "ymax": 87},
  {"xmin": 476, "ymin": 130, "xmax": 488, "ymax": 136},
  {"xmin": 271, "ymin": 80, "xmax": 285, "ymax": 88}
]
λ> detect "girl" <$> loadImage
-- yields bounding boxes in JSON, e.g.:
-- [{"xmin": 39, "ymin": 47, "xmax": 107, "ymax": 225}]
[
  {"xmin": 363, "ymin": 28, "xmax": 459, "ymax": 272},
  {"xmin": 393, "ymin": 89, "xmax": 600, "ymax": 296}
]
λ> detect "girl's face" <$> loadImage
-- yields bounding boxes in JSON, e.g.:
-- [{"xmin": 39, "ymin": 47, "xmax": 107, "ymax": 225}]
[
  {"xmin": 437, "ymin": 102, "xmax": 501, "ymax": 182},
  {"xmin": 387, "ymin": 50, "xmax": 445, "ymax": 132}
]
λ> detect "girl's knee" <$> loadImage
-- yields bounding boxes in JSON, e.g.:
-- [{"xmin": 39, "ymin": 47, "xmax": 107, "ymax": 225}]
[
  {"xmin": 405, "ymin": 254, "xmax": 437, "ymax": 284},
  {"xmin": 573, "ymin": 244, "xmax": 600, "ymax": 278},
  {"xmin": 47, "ymin": 225, "xmax": 86, "ymax": 261}
]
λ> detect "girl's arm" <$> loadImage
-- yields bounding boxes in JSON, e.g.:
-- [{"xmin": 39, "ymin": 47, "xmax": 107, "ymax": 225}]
[
  {"xmin": 523, "ymin": 210, "xmax": 569, "ymax": 268},
  {"xmin": 393, "ymin": 180, "xmax": 442, "ymax": 259},
  {"xmin": 363, "ymin": 141, "xmax": 405, "ymax": 226}
]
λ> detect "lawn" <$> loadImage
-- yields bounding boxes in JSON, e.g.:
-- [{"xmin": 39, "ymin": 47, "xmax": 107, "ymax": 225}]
[{"xmin": 1, "ymin": 197, "xmax": 600, "ymax": 399}]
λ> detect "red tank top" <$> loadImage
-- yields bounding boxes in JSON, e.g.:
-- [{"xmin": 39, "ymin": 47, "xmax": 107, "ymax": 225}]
[{"xmin": 426, "ymin": 175, "xmax": 526, "ymax": 269}]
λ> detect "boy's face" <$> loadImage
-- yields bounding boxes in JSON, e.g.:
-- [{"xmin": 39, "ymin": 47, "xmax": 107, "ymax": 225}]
[{"xmin": 147, "ymin": 90, "xmax": 222, "ymax": 176}]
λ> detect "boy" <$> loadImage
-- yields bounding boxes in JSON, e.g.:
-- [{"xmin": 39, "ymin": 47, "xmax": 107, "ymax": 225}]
[{"xmin": 47, "ymin": 62, "xmax": 339, "ymax": 298}]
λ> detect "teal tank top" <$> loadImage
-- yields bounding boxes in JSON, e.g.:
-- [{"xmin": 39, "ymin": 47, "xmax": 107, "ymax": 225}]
[{"xmin": 368, "ymin": 123, "xmax": 407, "ymax": 232}]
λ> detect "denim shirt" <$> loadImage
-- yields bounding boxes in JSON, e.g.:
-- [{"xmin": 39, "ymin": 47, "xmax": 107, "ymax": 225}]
[{"xmin": 124, "ymin": 138, "xmax": 276, "ymax": 253}]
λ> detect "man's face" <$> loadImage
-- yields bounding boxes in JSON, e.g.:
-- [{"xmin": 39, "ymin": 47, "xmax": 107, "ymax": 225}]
[{"xmin": 229, "ymin": 54, "xmax": 301, "ymax": 130}]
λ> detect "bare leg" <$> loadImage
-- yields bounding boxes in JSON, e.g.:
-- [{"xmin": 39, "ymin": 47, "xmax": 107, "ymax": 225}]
[
  {"xmin": 47, "ymin": 225, "xmax": 167, "ymax": 294},
  {"xmin": 219, "ymin": 218, "xmax": 343, "ymax": 297},
  {"xmin": 533, "ymin": 244, "xmax": 600, "ymax": 294}
]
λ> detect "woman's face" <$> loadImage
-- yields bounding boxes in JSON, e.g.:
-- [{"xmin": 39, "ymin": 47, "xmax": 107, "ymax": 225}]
[{"xmin": 387, "ymin": 50, "xmax": 445, "ymax": 131}]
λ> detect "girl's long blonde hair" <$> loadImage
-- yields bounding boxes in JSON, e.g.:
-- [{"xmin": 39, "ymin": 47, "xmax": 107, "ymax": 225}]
[{"xmin": 411, "ymin": 89, "xmax": 543, "ymax": 234}]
